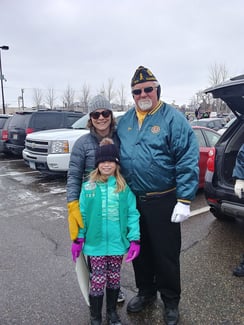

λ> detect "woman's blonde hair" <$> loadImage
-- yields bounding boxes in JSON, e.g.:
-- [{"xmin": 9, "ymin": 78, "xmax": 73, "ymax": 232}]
[{"xmin": 89, "ymin": 164, "xmax": 126, "ymax": 192}]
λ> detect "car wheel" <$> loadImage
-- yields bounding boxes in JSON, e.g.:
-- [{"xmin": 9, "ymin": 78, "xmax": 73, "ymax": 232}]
[{"xmin": 210, "ymin": 207, "xmax": 235, "ymax": 222}]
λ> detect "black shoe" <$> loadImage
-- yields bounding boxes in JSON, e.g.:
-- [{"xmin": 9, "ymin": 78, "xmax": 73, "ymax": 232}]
[
  {"xmin": 164, "ymin": 307, "xmax": 179, "ymax": 325},
  {"xmin": 107, "ymin": 310, "xmax": 121, "ymax": 325},
  {"xmin": 106, "ymin": 288, "xmax": 121, "ymax": 325},
  {"xmin": 127, "ymin": 294, "xmax": 157, "ymax": 313},
  {"xmin": 89, "ymin": 294, "xmax": 103, "ymax": 325}
]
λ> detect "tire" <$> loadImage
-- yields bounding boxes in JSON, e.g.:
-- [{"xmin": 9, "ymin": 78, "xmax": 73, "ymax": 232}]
[{"xmin": 210, "ymin": 208, "xmax": 235, "ymax": 222}]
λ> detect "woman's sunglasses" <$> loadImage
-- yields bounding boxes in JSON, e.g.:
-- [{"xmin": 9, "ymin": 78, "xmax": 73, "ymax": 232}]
[
  {"xmin": 132, "ymin": 86, "xmax": 158, "ymax": 96},
  {"xmin": 90, "ymin": 110, "xmax": 112, "ymax": 119}
]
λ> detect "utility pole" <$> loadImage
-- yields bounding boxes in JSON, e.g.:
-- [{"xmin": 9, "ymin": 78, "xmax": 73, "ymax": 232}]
[
  {"xmin": 0, "ymin": 45, "xmax": 9, "ymax": 114},
  {"xmin": 21, "ymin": 88, "xmax": 25, "ymax": 108}
]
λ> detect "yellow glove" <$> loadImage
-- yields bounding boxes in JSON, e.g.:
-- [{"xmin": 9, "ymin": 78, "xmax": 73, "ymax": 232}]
[{"xmin": 67, "ymin": 200, "xmax": 84, "ymax": 240}]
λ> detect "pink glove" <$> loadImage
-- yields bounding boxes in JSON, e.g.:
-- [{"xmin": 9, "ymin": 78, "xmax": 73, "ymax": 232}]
[
  {"xmin": 126, "ymin": 241, "xmax": 140, "ymax": 263},
  {"xmin": 71, "ymin": 238, "xmax": 85, "ymax": 263}
]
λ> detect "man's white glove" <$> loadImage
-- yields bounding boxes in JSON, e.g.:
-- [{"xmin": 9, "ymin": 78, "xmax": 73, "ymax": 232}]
[
  {"xmin": 234, "ymin": 179, "xmax": 244, "ymax": 199},
  {"xmin": 171, "ymin": 202, "xmax": 190, "ymax": 223}
]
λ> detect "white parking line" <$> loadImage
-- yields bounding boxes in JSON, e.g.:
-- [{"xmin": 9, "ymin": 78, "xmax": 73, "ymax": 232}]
[
  {"xmin": 190, "ymin": 206, "xmax": 209, "ymax": 217},
  {"xmin": 0, "ymin": 171, "xmax": 39, "ymax": 177}
]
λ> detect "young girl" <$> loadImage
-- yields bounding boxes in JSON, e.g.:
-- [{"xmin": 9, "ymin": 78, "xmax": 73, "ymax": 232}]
[{"xmin": 71, "ymin": 138, "xmax": 140, "ymax": 325}]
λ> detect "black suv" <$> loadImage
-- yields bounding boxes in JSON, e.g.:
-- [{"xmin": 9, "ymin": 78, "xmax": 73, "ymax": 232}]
[
  {"xmin": 204, "ymin": 75, "xmax": 244, "ymax": 221},
  {"xmin": 5, "ymin": 110, "xmax": 84, "ymax": 156},
  {"xmin": 0, "ymin": 114, "xmax": 11, "ymax": 130},
  {"xmin": 0, "ymin": 114, "xmax": 12, "ymax": 137},
  {"xmin": 0, "ymin": 115, "xmax": 13, "ymax": 155}
]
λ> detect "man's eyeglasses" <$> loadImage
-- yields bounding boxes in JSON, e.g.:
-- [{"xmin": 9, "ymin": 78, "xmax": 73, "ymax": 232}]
[
  {"xmin": 90, "ymin": 110, "xmax": 112, "ymax": 119},
  {"xmin": 132, "ymin": 86, "xmax": 158, "ymax": 96}
]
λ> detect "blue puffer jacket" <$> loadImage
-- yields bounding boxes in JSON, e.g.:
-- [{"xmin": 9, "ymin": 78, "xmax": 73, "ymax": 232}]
[
  {"xmin": 117, "ymin": 102, "xmax": 199, "ymax": 201},
  {"xmin": 66, "ymin": 129, "xmax": 120, "ymax": 202},
  {"xmin": 232, "ymin": 144, "xmax": 244, "ymax": 179},
  {"xmin": 78, "ymin": 176, "xmax": 140, "ymax": 256}
]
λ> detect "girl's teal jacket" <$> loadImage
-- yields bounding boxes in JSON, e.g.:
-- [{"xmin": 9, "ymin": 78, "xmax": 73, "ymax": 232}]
[{"xmin": 78, "ymin": 176, "xmax": 140, "ymax": 256}]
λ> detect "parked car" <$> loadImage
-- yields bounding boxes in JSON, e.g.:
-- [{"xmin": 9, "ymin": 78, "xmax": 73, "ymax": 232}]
[
  {"xmin": 5, "ymin": 110, "xmax": 84, "ymax": 156},
  {"xmin": 23, "ymin": 110, "xmax": 220, "ymax": 190},
  {"xmin": 190, "ymin": 117, "xmax": 225, "ymax": 131},
  {"xmin": 22, "ymin": 111, "xmax": 125, "ymax": 173},
  {"xmin": 204, "ymin": 74, "xmax": 244, "ymax": 221},
  {"xmin": 0, "ymin": 114, "xmax": 11, "ymax": 131},
  {"xmin": 5, "ymin": 112, "xmax": 33, "ymax": 156},
  {"xmin": 0, "ymin": 114, "xmax": 12, "ymax": 155},
  {"xmin": 217, "ymin": 117, "xmax": 236, "ymax": 135},
  {"xmin": 192, "ymin": 126, "xmax": 221, "ymax": 188}
]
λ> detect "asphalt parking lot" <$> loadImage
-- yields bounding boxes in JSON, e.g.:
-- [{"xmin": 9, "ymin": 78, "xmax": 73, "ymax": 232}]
[{"xmin": 0, "ymin": 157, "xmax": 243, "ymax": 324}]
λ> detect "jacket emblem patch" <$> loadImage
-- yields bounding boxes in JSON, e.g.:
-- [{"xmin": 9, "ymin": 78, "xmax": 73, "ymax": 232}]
[{"xmin": 151, "ymin": 126, "xmax": 160, "ymax": 134}]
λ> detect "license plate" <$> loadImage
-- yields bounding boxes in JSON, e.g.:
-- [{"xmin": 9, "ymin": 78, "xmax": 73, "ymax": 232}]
[
  {"xmin": 13, "ymin": 134, "xmax": 18, "ymax": 139},
  {"xmin": 29, "ymin": 162, "xmax": 36, "ymax": 170}
]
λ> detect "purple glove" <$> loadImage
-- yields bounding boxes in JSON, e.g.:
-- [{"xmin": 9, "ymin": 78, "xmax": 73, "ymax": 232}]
[
  {"xmin": 71, "ymin": 238, "xmax": 85, "ymax": 263},
  {"xmin": 126, "ymin": 241, "xmax": 140, "ymax": 263}
]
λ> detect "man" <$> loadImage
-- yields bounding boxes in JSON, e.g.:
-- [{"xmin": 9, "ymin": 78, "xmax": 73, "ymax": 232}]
[
  {"xmin": 232, "ymin": 144, "xmax": 244, "ymax": 277},
  {"xmin": 117, "ymin": 66, "xmax": 199, "ymax": 325}
]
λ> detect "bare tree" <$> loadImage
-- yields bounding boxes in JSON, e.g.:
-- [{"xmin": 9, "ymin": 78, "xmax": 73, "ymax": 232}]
[
  {"xmin": 33, "ymin": 88, "xmax": 43, "ymax": 108},
  {"xmin": 107, "ymin": 78, "xmax": 116, "ymax": 102},
  {"xmin": 117, "ymin": 84, "xmax": 126, "ymax": 111},
  {"xmin": 190, "ymin": 63, "xmax": 229, "ymax": 116},
  {"xmin": 62, "ymin": 85, "xmax": 75, "ymax": 110},
  {"xmin": 99, "ymin": 86, "xmax": 106, "ymax": 97},
  {"xmin": 46, "ymin": 88, "xmax": 57, "ymax": 109},
  {"xmin": 189, "ymin": 90, "xmax": 211, "ymax": 117},
  {"xmin": 80, "ymin": 83, "xmax": 90, "ymax": 113},
  {"xmin": 189, "ymin": 94, "xmax": 199, "ymax": 112},
  {"xmin": 209, "ymin": 63, "xmax": 228, "ymax": 86},
  {"xmin": 100, "ymin": 78, "xmax": 116, "ymax": 103},
  {"xmin": 208, "ymin": 63, "xmax": 229, "ymax": 113}
]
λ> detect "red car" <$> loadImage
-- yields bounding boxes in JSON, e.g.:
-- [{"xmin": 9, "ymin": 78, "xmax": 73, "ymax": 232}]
[{"xmin": 192, "ymin": 126, "xmax": 221, "ymax": 188}]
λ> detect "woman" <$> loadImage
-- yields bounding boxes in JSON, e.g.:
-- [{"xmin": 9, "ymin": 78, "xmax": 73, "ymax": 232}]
[{"xmin": 67, "ymin": 94, "xmax": 125, "ymax": 302}]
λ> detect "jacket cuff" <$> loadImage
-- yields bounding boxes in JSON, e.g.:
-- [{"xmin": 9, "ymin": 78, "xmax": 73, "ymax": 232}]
[{"xmin": 177, "ymin": 199, "xmax": 191, "ymax": 205}]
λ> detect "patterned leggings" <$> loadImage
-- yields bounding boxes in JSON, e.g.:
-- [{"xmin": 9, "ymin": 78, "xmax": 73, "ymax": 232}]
[{"xmin": 89, "ymin": 255, "xmax": 123, "ymax": 296}]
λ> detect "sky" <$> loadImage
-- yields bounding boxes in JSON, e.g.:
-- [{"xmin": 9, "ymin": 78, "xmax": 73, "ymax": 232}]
[{"xmin": 1, "ymin": 0, "xmax": 244, "ymax": 109}]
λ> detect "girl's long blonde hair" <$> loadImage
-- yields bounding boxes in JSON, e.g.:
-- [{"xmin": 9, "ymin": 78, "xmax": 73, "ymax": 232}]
[{"xmin": 89, "ymin": 164, "xmax": 126, "ymax": 193}]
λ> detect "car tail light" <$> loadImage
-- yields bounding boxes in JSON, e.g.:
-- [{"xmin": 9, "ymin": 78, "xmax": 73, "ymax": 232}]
[
  {"xmin": 207, "ymin": 147, "xmax": 216, "ymax": 172},
  {"xmin": 208, "ymin": 198, "xmax": 218, "ymax": 204},
  {"xmin": 26, "ymin": 128, "xmax": 34, "ymax": 134},
  {"xmin": 2, "ymin": 130, "xmax": 8, "ymax": 140}
]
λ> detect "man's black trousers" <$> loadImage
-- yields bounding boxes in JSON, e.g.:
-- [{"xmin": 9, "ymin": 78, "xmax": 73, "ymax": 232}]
[{"xmin": 133, "ymin": 191, "xmax": 181, "ymax": 308}]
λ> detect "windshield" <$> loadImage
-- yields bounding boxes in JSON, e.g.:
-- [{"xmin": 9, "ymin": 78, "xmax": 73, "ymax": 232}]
[{"xmin": 72, "ymin": 113, "xmax": 90, "ymax": 129}]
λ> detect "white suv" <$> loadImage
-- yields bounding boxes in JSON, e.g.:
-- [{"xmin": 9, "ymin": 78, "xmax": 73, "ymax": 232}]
[{"xmin": 22, "ymin": 111, "xmax": 125, "ymax": 174}]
